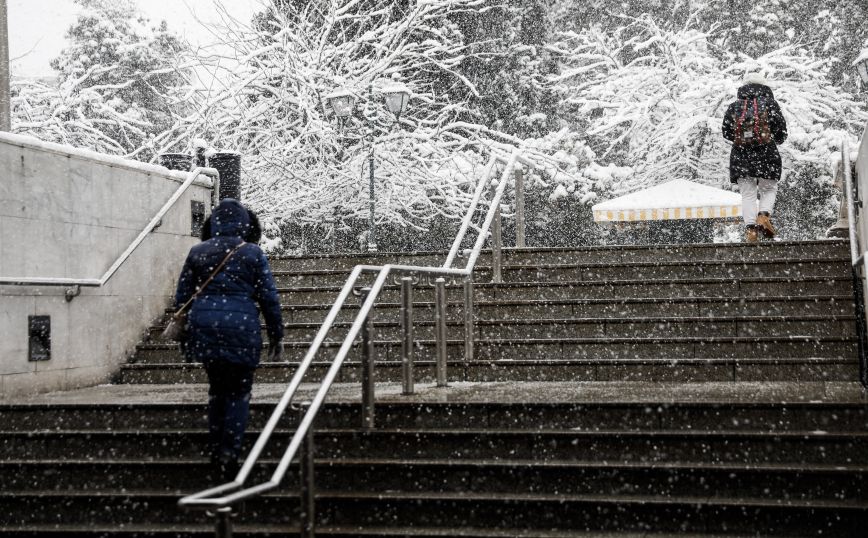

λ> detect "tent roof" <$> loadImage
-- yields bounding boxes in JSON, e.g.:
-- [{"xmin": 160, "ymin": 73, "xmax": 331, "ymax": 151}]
[{"xmin": 592, "ymin": 179, "xmax": 741, "ymax": 222}]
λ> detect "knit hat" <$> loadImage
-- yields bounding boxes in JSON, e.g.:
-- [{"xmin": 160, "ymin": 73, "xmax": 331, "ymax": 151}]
[{"xmin": 742, "ymin": 71, "xmax": 769, "ymax": 86}]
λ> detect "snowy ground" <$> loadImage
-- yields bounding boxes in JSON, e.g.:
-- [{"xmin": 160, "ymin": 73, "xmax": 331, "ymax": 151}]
[{"xmin": 13, "ymin": 381, "xmax": 868, "ymax": 406}]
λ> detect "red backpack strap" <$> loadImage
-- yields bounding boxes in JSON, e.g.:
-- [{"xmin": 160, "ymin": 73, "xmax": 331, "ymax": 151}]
[
  {"xmin": 753, "ymin": 98, "xmax": 760, "ymax": 139},
  {"xmin": 736, "ymin": 98, "xmax": 748, "ymax": 139}
]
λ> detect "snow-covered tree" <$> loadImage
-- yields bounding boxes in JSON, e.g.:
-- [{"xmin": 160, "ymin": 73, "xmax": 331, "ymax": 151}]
[
  {"xmin": 12, "ymin": 0, "xmax": 191, "ymax": 159},
  {"xmin": 547, "ymin": 15, "xmax": 867, "ymax": 238},
  {"xmin": 158, "ymin": 0, "xmax": 577, "ymax": 246}
]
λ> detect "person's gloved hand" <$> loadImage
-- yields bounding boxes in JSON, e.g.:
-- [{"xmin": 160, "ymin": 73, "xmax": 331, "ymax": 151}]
[{"xmin": 267, "ymin": 337, "xmax": 283, "ymax": 362}]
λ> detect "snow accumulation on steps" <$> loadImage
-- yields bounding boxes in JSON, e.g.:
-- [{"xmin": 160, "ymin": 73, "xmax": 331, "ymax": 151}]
[{"xmin": 592, "ymin": 179, "xmax": 742, "ymax": 222}]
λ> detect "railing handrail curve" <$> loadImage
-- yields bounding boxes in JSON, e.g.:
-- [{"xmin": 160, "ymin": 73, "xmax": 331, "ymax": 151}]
[
  {"xmin": 0, "ymin": 166, "xmax": 220, "ymax": 289},
  {"xmin": 842, "ymin": 137, "xmax": 868, "ymax": 389},
  {"xmin": 178, "ymin": 149, "xmax": 525, "ymax": 512}
]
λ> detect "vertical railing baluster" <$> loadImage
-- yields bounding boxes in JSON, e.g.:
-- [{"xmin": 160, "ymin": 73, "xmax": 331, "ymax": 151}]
[
  {"xmin": 492, "ymin": 202, "xmax": 502, "ymax": 283},
  {"xmin": 434, "ymin": 277, "xmax": 448, "ymax": 387},
  {"xmin": 214, "ymin": 507, "xmax": 233, "ymax": 538},
  {"xmin": 299, "ymin": 407, "xmax": 316, "ymax": 538},
  {"xmin": 400, "ymin": 277, "xmax": 414, "ymax": 395},
  {"xmin": 359, "ymin": 287, "xmax": 375, "ymax": 429},
  {"xmin": 515, "ymin": 167, "xmax": 526, "ymax": 249},
  {"xmin": 463, "ymin": 277, "xmax": 474, "ymax": 362}
]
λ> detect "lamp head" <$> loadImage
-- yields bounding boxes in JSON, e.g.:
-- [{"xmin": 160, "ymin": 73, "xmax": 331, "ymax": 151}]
[
  {"xmin": 381, "ymin": 82, "xmax": 411, "ymax": 119},
  {"xmin": 325, "ymin": 89, "xmax": 356, "ymax": 119}
]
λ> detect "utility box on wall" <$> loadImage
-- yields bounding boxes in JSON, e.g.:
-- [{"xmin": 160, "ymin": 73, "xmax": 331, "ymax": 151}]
[{"xmin": 28, "ymin": 316, "xmax": 51, "ymax": 362}]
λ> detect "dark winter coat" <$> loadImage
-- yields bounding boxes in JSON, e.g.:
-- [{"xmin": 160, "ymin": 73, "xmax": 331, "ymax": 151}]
[
  {"xmin": 722, "ymin": 83, "xmax": 788, "ymax": 184},
  {"xmin": 201, "ymin": 208, "xmax": 262, "ymax": 244},
  {"xmin": 175, "ymin": 199, "xmax": 283, "ymax": 367}
]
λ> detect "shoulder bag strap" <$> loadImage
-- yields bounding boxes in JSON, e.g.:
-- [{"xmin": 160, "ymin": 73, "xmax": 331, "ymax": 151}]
[{"xmin": 175, "ymin": 242, "xmax": 247, "ymax": 316}]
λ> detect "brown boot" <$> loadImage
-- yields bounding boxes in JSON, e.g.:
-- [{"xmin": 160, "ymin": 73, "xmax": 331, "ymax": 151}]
[
  {"xmin": 756, "ymin": 212, "xmax": 776, "ymax": 239},
  {"xmin": 745, "ymin": 225, "xmax": 759, "ymax": 243}
]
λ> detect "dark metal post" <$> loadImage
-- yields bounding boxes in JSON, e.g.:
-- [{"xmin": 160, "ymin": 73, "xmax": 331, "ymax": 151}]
[
  {"xmin": 463, "ymin": 278, "xmax": 474, "ymax": 362},
  {"xmin": 853, "ymin": 266, "xmax": 868, "ymax": 388},
  {"xmin": 195, "ymin": 145, "xmax": 208, "ymax": 168},
  {"xmin": 400, "ymin": 277, "xmax": 414, "ymax": 395},
  {"xmin": 214, "ymin": 507, "xmax": 233, "ymax": 538},
  {"xmin": 359, "ymin": 287, "xmax": 375, "ymax": 428},
  {"xmin": 434, "ymin": 278, "xmax": 448, "ymax": 387},
  {"xmin": 515, "ymin": 167, "xmax": 526, "ymax": 248},
  {"xmin": 299, "ymin": 407, "xmax": 316, "ymax": 538},
  {"xmin": 210, "ymin": 152, "xmax": 242, "ymax": 201},
  {"xmin": 492, "ymin": 203, "xmax": 503, "ymax": 283}
]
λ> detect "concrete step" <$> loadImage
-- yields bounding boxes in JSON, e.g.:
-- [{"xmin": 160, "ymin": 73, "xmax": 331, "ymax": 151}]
[
  {"xmin": 268, "ymin": 241, "xmax": 850, "ymax": 271},
  {"xmin": 120, "ymin": 356, "xmax": 858, "ymax": 384},
  {"xmin": 134, "ymin": 335, "xmax": 857, "ymax": 363},
  {"xmin": 2, "ymin": 489, "xmax": 866, "ymax": 534},
  {"xmin": 4, "ymin": 459, "xmax": 865, "ymax": 502},
  {"xmin": 5, "ymin": 428, "xmax": 863, "ymax": 466},
  {"xmin": 273, "ymin": 257, "xmax": 851, "ymax": 287},
  {"xmin": 5, "ymin": 396, "xmax": 866, "ymax": 432},
  {"xmin": 148, "ymin": 315, "xmax": 856, "ymax": 343},
  {"xmin": 274, "ymin": 295, "xmax": 855, "ymax": 324},
  {"xmin": 0, "ymin": 525, "xmax": 761, "ymax": 538},
  {"xmin": 275, "ymin": 276, "xmax": 852, "ymax": 304}
]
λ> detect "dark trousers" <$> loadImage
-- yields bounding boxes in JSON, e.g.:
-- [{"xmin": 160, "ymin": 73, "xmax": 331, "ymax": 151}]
[{"xmin": 205, "ymin": 361, "xmax": 255, "ymax": 468}]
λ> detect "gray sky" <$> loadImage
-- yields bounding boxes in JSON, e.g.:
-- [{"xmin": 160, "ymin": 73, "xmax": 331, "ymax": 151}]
[{"xmin": 9, "ymin": 0, "xmax": 264, "ymax": 77}]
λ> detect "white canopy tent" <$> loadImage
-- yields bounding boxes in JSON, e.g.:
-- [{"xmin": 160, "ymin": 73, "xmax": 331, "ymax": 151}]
[{"xmin": 592, "ymin": 179, "xmax": 742, "ymax": 223}]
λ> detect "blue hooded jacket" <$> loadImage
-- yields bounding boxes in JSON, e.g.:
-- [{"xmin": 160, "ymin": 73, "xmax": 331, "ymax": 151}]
[{"xmin": 174, "ymin": 199, "xmax": 283, "ymax": 367}]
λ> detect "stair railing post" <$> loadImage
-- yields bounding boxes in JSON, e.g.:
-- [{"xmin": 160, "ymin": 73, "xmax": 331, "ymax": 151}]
[
  {"xmin": 463, "ymin": 277, "xmax": 474, "ymax": 362},
  {"xmin": 492, "ymin": 202, "xmax": 503, "ymax": 283},
  {"xmin": 400, "ymin": 277, "xmax": 414, "ymax": 395},
  {"xmin": 515, "ymin": 167, "xmax": 526, "ymax": 249},
  {"xmin": 434, "ymin": 277, "xmax": 448, "ymax": 387},
  {"xmin": 299, "ymin": 407, "xmax": 316, "ymax": 538},
  {"xmin": 214, "ymin": 507, "xmax": 233, "ymax": 538},
  {"xmin": 359, "ymin": 287, "xmax": 375, "ymax": 429}
]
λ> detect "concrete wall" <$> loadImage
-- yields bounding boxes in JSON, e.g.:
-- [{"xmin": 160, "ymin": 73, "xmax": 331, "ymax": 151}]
[
  {"xmin": 857, "ymin": 123, "xmax": 868, "ymax": 256},
  {"xmin": 0, "ymin": 133, "xmax": 213, "ymax": 398}
]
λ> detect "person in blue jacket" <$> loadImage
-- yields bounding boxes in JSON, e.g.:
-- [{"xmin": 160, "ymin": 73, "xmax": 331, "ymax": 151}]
[{"xmin": 174, "ymin": 198, "xmax": 284, "ymax": 479}]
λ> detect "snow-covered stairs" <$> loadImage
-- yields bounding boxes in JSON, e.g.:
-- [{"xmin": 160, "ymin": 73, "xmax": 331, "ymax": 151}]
[
  {"xmin": 125, "ymin": 240, "xmax": 858, "ymax": 384},
  {"xmin": 2, "ymin": 239, "xmax": 868, "ymax": 536},
  {"xmin": 2, "ymin": 385, "xmax": 868, "ymax": 535}
]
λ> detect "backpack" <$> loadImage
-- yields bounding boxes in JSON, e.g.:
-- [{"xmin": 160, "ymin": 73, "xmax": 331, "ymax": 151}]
[{"xmin": 733, "ymin": 97, "xmax": 773, "ymax": 146}]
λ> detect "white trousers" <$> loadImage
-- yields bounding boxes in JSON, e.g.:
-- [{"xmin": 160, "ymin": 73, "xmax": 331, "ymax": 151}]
[{"xmin": 737, "ymin": 176, "xmax": 778, "ymax": 226}]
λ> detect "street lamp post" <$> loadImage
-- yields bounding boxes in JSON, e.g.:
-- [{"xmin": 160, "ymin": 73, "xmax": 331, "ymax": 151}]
[{"xmin": 325, "ymin": 81, "xmax": 410, "ymax": 253}]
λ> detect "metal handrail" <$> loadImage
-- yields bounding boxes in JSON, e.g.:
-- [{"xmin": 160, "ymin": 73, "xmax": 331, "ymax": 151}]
[
  {"xmin": 0, "ymin": 167, "xmax": 220, "ymax": 297},
  {"xmin": 178, "ymin": 150, "xmax": 525, "ymax": 534},
  {"xmin": 841, "ymin": 140, "xmax": 868, "ymax": 388}
]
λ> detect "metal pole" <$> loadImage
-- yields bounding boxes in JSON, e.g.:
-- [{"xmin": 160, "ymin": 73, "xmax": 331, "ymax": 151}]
[
  {"xmin": 852, "ymin": 266, "xmax": 868, "ymax": 389},
  {"xmin": 434, "ymin": 278, "xmax": 448, "ymax": 387},
  {"xmin": 463, "ymin": 277, "xmax": 474, "ymax": 362},
  {"xmin": 210, "ymin": 152, "xmax": 242, "ymax": 201},
  {"xmin": 367, "ymin": 83, "xmax": 377, "ymax": 253},
  {"xmin": 214, "ymin": 507, "xmax": 233, "ymax": 538},
  {"xmin": 0, "ymin": 0, "xmax": 10, "ymax": 131},
  {"xmin": 492, "ymin": 203, "xmax": 503, "ymax": 283},
  {"xmin": 515, "ymin": 167, "xmax": 526, "ymax": 248},
  {"xmin": 400, "ymin": 277, "xmax": 414, "ymax": 395},
  {"xmin": 359, "ymin": 287, "xmax": 375, "ymax": 428},
  {"xmin": 299, "ymin": 407, "xmax": 316, "ymax": 538}
]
